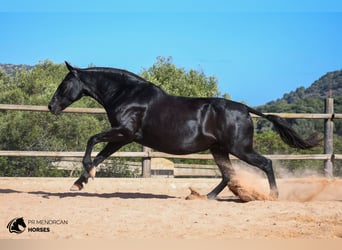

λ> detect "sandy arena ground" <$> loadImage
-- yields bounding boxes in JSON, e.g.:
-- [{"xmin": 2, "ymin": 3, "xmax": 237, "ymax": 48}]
[{"xmin": 1, "ymin": 174, "xmax": 342, "ymax": 239}]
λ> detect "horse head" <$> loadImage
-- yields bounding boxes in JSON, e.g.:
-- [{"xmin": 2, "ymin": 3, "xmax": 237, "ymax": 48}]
[{"xmin": 48, "ymin": 62, "xmax": 85, "ymax": 115}]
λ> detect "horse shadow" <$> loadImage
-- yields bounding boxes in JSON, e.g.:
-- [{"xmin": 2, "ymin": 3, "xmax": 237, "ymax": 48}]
[
  {"xmin": 0, "ymin": 188, "xmax": 23, "ymax": 194},
  {"xmin": 46, "ymin": 192, "xmax": 249, "ymax": 202},
  {"xmin": 0, "ymin": 188, "xmax": 250, "ymax": 202},
  {"xmin": 28, "ymin": 190, "xmax": 176, "ymax": 199},
  {"xmin": 0, "ymin": 188, "xmax": 175, "ymax": 199}
]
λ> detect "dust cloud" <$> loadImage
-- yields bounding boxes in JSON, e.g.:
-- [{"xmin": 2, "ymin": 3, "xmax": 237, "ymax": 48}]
[{"xmin": 225, "ymin": 165, "xmax": 342, "ymax": 202}]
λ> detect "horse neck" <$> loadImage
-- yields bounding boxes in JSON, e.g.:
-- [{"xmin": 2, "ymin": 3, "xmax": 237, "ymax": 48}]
[{"xmin": 82, "ymin": 73, "xmax": 124, "ymax": 108}]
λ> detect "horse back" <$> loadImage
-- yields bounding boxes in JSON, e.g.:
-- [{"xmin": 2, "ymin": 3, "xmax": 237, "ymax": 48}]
[{"xmin": 138, "ymin": 95, "xmax": 252, "ymax": 154}]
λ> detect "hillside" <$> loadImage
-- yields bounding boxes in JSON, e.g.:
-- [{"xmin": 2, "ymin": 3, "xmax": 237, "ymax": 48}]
[
  {"xmin": 0, "ymin": 63, "xmax": 34, "ymax": 77},
  {"xmin": 257, "ymin": 69, "xmax": 342, "ymax": 136},
  {"xmin": 259, "ymin": 69, "xmax": 342, "ymax": 112}
]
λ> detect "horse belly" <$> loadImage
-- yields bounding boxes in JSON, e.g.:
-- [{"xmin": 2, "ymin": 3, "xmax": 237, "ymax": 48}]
[{"xmin": 137, "ymin": 121, "xmax": 216, "ymax": 155}]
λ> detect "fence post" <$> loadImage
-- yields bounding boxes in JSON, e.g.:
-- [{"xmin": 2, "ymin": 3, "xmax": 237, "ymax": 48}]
[
  {"xmin": 142, "ymin": 146, "xmax": 151, "ymax": 177},
  {"xmin": 324, "ymin": 98, "xmax": 334, "ymax": 178}
]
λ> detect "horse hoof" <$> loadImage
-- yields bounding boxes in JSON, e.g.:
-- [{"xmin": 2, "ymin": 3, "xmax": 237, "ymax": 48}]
[
  {"xmin": 89, "ymin": 167, "xmax": 96, "ymax": 179},
  {"xmin": 186, "ymin": 187, "xmax": 208, "ymax": 200},
  {"xmin": 70, "ymin": 184, "xmax": 83, "ymax": 191},
  {"xmin": 270, "ymin": 190, "xmax": 279, "ymax": 200}
]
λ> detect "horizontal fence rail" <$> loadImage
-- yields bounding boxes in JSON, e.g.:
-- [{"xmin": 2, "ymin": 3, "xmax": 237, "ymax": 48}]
[
  {"xmin": 0, "ymin": 104, "xmax": 106, "ymax": 114},
  {"xmin": 0, "ymin": 101, "xmax": 340, "ymax": 177},
  {"xmin": 0, "ymin": 104, "xmax": 335, "ymax": 118},
  {"xmin": 0, "ymin": 150, "xmax": 337, "ymax": 160}
]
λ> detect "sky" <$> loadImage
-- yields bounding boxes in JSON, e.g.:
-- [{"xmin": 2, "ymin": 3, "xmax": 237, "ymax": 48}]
[{"xmin": 1, "ymin": 1, "xmax": 342, "ymax": 106}]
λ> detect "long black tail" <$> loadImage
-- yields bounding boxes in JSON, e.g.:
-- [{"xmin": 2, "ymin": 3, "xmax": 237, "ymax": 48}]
[{"xmin": 247, "ymin": 107, "xmax": 320, "ymax": 149}]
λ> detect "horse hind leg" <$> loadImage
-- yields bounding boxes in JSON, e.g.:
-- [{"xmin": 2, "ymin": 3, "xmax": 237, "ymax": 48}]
[{"xmin": 235, "ymin": 150, "xmax": 279, "ymax": 199}]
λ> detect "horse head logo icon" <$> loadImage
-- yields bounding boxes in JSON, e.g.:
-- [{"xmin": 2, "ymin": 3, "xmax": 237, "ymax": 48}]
[{"xmin": 7, "ymin": 217, "xmax": 27, "ymax": 234}]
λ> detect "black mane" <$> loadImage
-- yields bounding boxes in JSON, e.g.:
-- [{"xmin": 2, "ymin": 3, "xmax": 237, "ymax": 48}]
[{"xmin": 82, "ymin": 67, "xmax": 148, "ymax": 83}]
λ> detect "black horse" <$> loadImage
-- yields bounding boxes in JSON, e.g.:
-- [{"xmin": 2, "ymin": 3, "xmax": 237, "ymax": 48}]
[{"xmin": 48, "ymin": 62, "xmax": 319, "ymax": 199}]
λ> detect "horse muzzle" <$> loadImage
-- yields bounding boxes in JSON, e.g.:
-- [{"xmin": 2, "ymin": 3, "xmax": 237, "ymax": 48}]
[{"xmin": 48, "ymin": 103, "xmax": 62, "ymax": 115}]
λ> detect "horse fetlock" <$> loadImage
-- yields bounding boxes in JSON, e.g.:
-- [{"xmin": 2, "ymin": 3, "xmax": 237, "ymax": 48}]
[
  {"xmin": 70, "ymin": 174, "xmax": 89, "ymax": 191},
  {"xmin": 186, "ymin": 187, "xmax": 208, "ymax": 200},
  {"xmin": 206, "ymin": 193, "xmax": 217, "ymax": 200},
  {"xmin": 82, "ymin": 161, "xmax": 92, "ymax": 172},
  {"xmin": 89, "ymin": 167, "xmax": 96, "ymax": 179},
  {"xmin": 270, "ymin": 189, "xmax": 279, "ymax": 200},
  {"xmin": 70, "ymin": 182, "xmax": 84, "ymax": 191}
]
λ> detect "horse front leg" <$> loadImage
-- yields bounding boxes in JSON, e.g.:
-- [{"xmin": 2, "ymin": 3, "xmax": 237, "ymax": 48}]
[
  {"xmin": 70, "ymin": 135, "xmax": 99, "ymax": 191},
  {"xmin": 186, "ymin": 148, "xmax": 234, "ymax": 200},
  {"xmin": 70, "ymin": 128, "xmax": 133, "ymax": 191},
  {"xmin": 207, "ymin": 148, "xmax": 235, "ymax": 200},
  {"xmin": 88, "ymin": 141, "xmax": 128, "ymax": 177}
]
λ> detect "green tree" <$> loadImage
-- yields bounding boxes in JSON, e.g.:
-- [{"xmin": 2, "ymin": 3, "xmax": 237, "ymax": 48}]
[{"xmin": 140, "ymin": 56, "xmax": 222, "ymax": 98}]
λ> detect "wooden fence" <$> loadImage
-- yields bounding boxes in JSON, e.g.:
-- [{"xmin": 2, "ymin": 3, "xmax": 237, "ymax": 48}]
[{"xmin": 0, "ymin": 98, "xmax": 341, "ymax": 177}]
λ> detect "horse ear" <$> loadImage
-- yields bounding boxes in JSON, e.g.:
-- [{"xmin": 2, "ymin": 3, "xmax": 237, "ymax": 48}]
[
  {"xmin": 65, "ymin": 61, "xmax": 79, "ymax": 77},
  {"xmin": 65, "ymin": 61, "xmax": 73, "ymax": 71}
]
